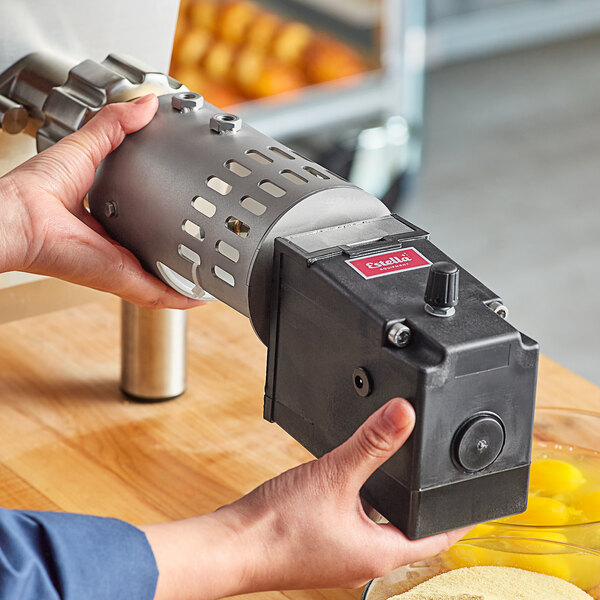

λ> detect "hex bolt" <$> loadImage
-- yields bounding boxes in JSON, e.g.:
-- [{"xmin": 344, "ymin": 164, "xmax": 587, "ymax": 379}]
[
  {"xmin": 104, "ymin": 201, "xmax": 118, "ymax": 218},
  {"xmin": 387, "ymin": 322, "xmax": 411, "ymax": 348},
  {"xmin": 210, "ymin": 113, "xmax": 242, "ymax": 134},
  {"xmin": 489, "ymin": 301, "xmax": 508, "ymax": 319},
  {"xmin": 171, "ymin": 92, "xmax": 204, "ymax": 113}
]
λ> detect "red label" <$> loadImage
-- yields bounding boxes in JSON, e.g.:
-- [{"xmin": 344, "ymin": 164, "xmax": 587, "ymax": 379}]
[{"xmin": 345, "ymin": 247, "xmax": 431, "ymax": 280}]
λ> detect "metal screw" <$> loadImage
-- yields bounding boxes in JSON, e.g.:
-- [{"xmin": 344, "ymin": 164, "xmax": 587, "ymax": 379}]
[
  {"xmin": 477, "ymin": 439, "xmax": 489, "ymax": 453},
  {"xmin": 387, "ymin": 322, "xmax": 411, "ymax": 348},
  {"xmin": 210, "ymin": 113, "xmax": 242, "ymax": 134},
  {"xmin": 104, "ymin": 201, "xmax": 118, "ymax": 218},
  {"xmin": 171, "ymin": 92, "xmax": 204, "ymax": 113},
  {"xmin": 489, "ymin": 301, "xmax": 508, "ymax": 319}
]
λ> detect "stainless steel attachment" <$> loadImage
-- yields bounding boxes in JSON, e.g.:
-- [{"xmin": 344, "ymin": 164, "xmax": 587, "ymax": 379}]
[{"xmin": 88, "ymin": 93, "xmax": 390, "ymax": 342}]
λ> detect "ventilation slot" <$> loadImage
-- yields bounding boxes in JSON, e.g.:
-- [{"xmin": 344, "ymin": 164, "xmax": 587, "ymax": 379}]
[
  {"xmin": 183, "ymin": 220, "xmax": 204, "ymax": 241},
  {"xmin": 207, "ymin": 176, "xmax": 232, "ymax": 195},
  {"xmin": 240, "ymin": 196, "xmax": 266, "ymax": 216},
  {"xmin": 226, "ymin": 216, "xmax": 250, "ymax": 238},
  {"xmin": 178, "ymin": 244, "xmax": 201, "ymax": 264},
  {"xmin": 213, "ymin": 265, "xmax": 235, "ymax": 287},
  {"xmin": 216, "ymin": 240, "xmax": 240, "ymax": 263},
  {"xmin": 192, "ymin": 196, "xmax": 216, "ymax": 217},
  {"xmin": 280, "ymin": 170, "xmax": 307, "ymax": 185},
  {"xmin": 259, "ymin": 179, "xmax": 285, "ymax": 197},
  {"xmin": 246, "ymin": 150, "xmax": 273, "ymax": 164},
  {"xmin": 269, "ymin": 146, "xmax": 294, "ymax": 160},
  {"xmin": 225, "ymin": 160, "xmax": 251, "ymax": 177},
  {"xmin": 303, "ymin": 166, "xmax": 330, "ymax": 180}
]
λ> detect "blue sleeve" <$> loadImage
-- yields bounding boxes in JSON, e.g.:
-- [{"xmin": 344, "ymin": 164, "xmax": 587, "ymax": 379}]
[{"xmin": 0, "ymin": 508, "xmax": 158, "ymax": 600}]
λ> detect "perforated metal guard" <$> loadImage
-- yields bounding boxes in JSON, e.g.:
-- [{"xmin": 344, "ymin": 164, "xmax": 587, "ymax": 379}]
[{"xmin": 88, "ymin": 93, "xmax": 389, "ymax": 341}]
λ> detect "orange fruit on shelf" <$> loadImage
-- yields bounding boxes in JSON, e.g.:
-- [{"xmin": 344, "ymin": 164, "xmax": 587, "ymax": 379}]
[
  {"xmin": 202, "ymin": 39, "xmax": 236, "ymax": 82},
  {"xmin": 245, "ymin": 11, "xmax": 282, "ymax": 50},
  {"xmin": 173, "ymin": 28, "xmax": 212, "ymax": 66},
  {"xmin": 272, "ymin": 21, "xmax": 314, "ymax": 66},
  {"xmin": 202, "ymin": 80, "xmax": 245, "ymax": 108},
  {"xmin": 217, "ymin": 0, "xmax": 259, "ymax": 45},
  {"xmin": 232, "ymin": 47, "xmax": 264, "ymax": 95},
  {"xmin": 169, "ymin": 66, "xmax": 243, "ymax": 108},
  {"xmin": 251, "ymin": 62, "xmax": 304, "ymax": 98},
  {"xmin": 303, "ymin": 35, "xmax": 366, "ymax": 83},
  {"xmin": 188, "ymin": 0, "xmax": 219, "ymax": 32},
  {"xmin": 233, "ymin": 48, "xmax": 304, "ymax": 98}
]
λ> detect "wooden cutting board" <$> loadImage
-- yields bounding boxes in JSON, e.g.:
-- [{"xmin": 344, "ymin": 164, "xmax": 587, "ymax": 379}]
[{"xmin": 0, "ymin": 297, "xmax": 597, "ymax": 599}]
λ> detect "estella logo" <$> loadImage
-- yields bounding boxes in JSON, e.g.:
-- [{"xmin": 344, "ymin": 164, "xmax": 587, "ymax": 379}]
[
  {"xmin": 365, "ymin": 256, "xmax": 412, "ymax": 269},
  {"xmin": 345, "ymin": 247, "xmax": 431, "ymax": 280}
]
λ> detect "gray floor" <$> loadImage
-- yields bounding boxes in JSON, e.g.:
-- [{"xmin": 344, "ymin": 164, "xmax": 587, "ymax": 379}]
[{"xmin": 402, "ymin": 33, "xmax": 600, "ymax": 385}]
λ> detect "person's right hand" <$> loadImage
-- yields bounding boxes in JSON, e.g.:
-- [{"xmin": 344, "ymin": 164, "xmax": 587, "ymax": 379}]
[
  {"xmin": 0, "ymin": 95, "xmax": 201, "ymax": 310},
  {"xmin": 142, "ymin": 398, "xmax": 470, "ymax": 600}
]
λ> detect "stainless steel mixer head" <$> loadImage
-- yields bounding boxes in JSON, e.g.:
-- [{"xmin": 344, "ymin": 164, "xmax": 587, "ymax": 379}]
[{"xmin": 88, "ymin": 92, "xmax": 390, "ymax": 342}]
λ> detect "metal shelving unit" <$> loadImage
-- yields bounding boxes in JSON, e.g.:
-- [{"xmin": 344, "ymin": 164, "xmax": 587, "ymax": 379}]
[{"xmin": 230, "ymin": 0, "xmax": 426, "ymax": 208}]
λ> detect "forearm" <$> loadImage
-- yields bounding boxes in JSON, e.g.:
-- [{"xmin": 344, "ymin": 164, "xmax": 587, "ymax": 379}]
[{"xmin": 140, "ymin": 505, "xmax": 275, "ymax": 600}]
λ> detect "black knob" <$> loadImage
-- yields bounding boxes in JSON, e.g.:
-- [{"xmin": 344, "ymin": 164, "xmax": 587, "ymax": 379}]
[{"xmin": 424, "ymin": 261, "xmax": 459, "ymax": 317}]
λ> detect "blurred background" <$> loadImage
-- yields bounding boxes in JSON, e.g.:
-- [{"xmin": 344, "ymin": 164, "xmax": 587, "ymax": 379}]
[{"xmin": 169, "ymin": 0, "xmax": 600, "ymax": 384}]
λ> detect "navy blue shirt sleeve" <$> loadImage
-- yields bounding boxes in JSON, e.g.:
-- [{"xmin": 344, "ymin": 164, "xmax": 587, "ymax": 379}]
[{"xmin": 0, "ymin": 508, "xmax": 158, "ymax": 600}]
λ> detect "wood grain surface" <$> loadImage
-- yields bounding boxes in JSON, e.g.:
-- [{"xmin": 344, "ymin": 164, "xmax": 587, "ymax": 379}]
[{"xmin": 0, "ymin": 298, "xmax": 597, "ymax": 599}]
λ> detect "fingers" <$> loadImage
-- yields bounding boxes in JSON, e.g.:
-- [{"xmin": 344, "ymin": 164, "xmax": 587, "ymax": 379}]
[
  {"xmin": 326, "ymin": 399, "xmax": 416, "ymax": 491},
  {"xmin": 27, "ymin": 212, "xmax": 202, "ymax": 310},
  {"xmin": 27, "ymin": 94, "xmax": 159, "ymax": 210},
  {"xmin": 381, "ymin": 525, "xmax": 471, "ymax": 568}
]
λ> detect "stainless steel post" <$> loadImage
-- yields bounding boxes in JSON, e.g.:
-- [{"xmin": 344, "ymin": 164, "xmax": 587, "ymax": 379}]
[{"xmin": 120, "ymin": 301, "xmax": 187, "ymax": 401}]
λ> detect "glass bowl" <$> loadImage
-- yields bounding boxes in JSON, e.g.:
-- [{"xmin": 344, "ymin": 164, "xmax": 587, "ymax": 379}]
[
  {"xmin": 363, "ymin": 408, "xmax": 600, "ymax": 599},
  {"xmin": 362, "ymin": 537, "xmax": 600, "ymax": 599},
  {"xmin": 486, "ymin": 407, "xmax": 600, "ymax": 550}
]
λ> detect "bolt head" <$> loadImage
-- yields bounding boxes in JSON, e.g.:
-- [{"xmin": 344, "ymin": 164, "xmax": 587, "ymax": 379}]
[
  {"xmin": 171, "ymin": 92, "xmax": 204, "ymax": 112},
  {"xmin": 489, "ymin": 301, "xmax": 508, "ymax": 319},
  {"xmin": 104, "ymin": 201, "xmax": 118, "ymax": 218},
  {"xmin": 388, "ymin": 322, "xmax": 411, "ymax": 347},
  {"xmin": 210, "ymin": 113, "xmax": 242, "ymax": 134}
]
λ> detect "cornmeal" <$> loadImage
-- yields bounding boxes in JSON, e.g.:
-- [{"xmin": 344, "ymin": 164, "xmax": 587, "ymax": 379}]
[{"xmin": 389, "ymin": 566, "xmax": 592, "ymax": 600}]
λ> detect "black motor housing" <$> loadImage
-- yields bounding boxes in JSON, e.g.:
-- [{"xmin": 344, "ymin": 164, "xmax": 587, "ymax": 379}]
[{"xmin": 264, "ymin": 215, "xmax": 538, "ymax": 539}]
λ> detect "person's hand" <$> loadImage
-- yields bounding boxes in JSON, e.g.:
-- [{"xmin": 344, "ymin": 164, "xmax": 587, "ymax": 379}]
[
  {"xmin": 142, "ymin": 399, "xmax": 469, "ymax": 600},
  {"xmin": 0, "ymin": 94, "xmax": 201, "ymax": 309}
]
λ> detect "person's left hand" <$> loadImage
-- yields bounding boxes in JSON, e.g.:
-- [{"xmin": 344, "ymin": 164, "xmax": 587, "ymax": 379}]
[
  {"xmin": 142, "ymin": 398, "xmax": 470, "ymax": 600},
  {"xmin": 0, "ymin": 94, "xmax": 201, "ymax": 309}
]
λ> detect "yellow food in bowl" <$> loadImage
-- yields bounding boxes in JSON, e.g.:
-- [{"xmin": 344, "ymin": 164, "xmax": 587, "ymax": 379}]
[
  {"xmin": 502, "ymin": 497, "xmax": 571, "ymax": 526},
  {"xmin": 579, "ymin": 491, "xmax": 600, "ymax": 522},
  {"xmin": 529, "ymin": 459, "xmax": 586, "ymax": 495},
  {"xmin": 448, "ymin": 440, "xmax": 600, "ymax": 591}
]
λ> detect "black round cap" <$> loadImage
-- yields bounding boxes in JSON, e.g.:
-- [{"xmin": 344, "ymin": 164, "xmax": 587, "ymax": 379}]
[
  {"xmin": 424, "ymin": 261, "xmax": 459, "ymax": 309},
  {"xmin": 453, "ymin": 415, "xmax": 505, "ymax": 472}
]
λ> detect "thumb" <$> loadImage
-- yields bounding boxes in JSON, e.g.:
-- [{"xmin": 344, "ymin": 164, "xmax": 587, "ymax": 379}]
[
  {"xmin": 328, "ymin": 399, "xmax": 415, "ymax": 490},
  {"xmin": 30, "ymin": 94, "xmax": 159, "ymax": 209}
]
